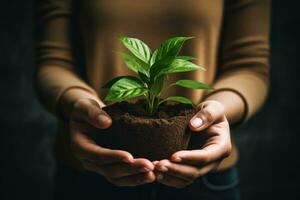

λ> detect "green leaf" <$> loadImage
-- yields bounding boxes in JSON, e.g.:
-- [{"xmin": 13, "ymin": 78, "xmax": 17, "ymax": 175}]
[
  {"xmin": 118, "ymin": 52, "xmax": 149, "ymax": 76},
  {"xmin": 155, "ymin": 36, "xmax": 194, "ymax": 62},
  {"xmin": 149, "ymin": 37, "xmax": 194, "ymax": 81},
  {"xmin": 149, "ymin": 57, "xmax": 174, "ymax": 82},
  {"xmin": 104, "ymin": 76, "xmax": 148, "ymax": 101},
  {"xmin": 159, "ymin": 96, "xmax": 195, "ymax": 107},
  {"xmin": 172, "ymin": 79, "xmax": 213, "ymax": 90},
  {"xmin": 138, "ymin": 71, "xmax": 150, "ymax": 83},
  {"xmin": 119, "ymin": 37, "xmax": 151, "ymax": 64},
  {"xmin": 105, "ymin": 88, "xmax": 148, "ymax": 102},
  {"xmin": 102, "ymin": 76, "xmax": 135, "ymax": 88},
  {"xmin": 176, "ymin": 56, "xmax": 196, "ymax": 61},
  {"xmin": 150, "ymin": 49, "xmax": 158, "ymax": 66},
  {"xmin": 160, "ymin": 59, "xmax": 205, "ymax": 75},
  {"xmin": 150, "ymin": 75, "xmax": 165, "ymax": 97}
]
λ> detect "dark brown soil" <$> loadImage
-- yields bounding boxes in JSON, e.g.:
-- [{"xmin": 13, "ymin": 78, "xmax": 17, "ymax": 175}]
[{"xmin": 93, "ymin": 98, "xmax": 199, "ymax": 161}]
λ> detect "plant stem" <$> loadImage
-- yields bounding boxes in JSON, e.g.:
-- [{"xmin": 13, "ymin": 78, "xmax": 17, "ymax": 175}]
[
  {"xmin": 145, "ymin": 94, "xmax": 150, "ymax": 113},
  {"xmin": 145, "ymin": 83, "xmax": 162, "ymax": 115},
  {"xmin": 150, "ymin": 95, "xmax": 155, "ymax": 115}
]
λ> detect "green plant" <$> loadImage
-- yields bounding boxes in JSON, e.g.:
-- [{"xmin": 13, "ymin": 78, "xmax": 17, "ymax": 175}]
[{"xmin": 102, "ymin": 36, "xmax": 213, "ymax": 115}]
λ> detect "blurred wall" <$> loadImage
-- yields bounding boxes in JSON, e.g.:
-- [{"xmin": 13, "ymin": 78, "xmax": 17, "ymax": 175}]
[
  {"xmin": 0, "ymin": 1, "xmax": 299, "ymax": 200},
  {"xmin": 0, "ymin": 1, "xmax": 56, "ymax": 200}
]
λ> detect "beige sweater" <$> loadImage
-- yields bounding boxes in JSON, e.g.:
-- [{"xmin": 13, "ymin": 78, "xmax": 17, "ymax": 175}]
[{"xmin": 35, "ymin": 0, "xmax": 270, "ymax": 170}]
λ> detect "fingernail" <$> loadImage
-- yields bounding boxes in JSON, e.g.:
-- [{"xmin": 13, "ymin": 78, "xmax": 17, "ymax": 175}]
[
  {"xmin": 153, "ymin": 161, "xmax": 159, "ymax": 165},
  {"xmin": 122, "ymin": 157, "xmax": 133, "ymax": 163},
  {"xmin": 157, "ymin": 174, "xmax": 164, "ymax": 181},
  {"xmin": 158, "ymin": 165, "xmax": 168, "ymax": 172},
  {"xmin": 191, "ymin": 117, "xmax": 203, "ymax": 128},
  {"xmin": 97, "ymin": 114, "xmax": 111, "ymax": 124},
  {"xmin": 171, "ymin": 156, "xmax": 182, "ymax": 162}
]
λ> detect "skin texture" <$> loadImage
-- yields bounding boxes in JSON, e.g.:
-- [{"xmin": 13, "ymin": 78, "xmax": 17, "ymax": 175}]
[
  {"xmin": 153, "ymin": 90, "xmax": 245, "ymax": 188},
  {"xmin": 61, "ymin": 88, "xmax": 156, "ymax": 186},
  {"xmin": 60, "ymin": 87, "xmax": 245, "ymax": 188}
]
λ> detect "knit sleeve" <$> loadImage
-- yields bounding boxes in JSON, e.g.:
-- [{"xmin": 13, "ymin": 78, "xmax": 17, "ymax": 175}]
[
  {"xmin": 207, "ymin": 0, "xmax": 271, "ymax": 124},
  {"xmin": 34, "ymin": 0, "xmax": 97, "ymax": 118}
]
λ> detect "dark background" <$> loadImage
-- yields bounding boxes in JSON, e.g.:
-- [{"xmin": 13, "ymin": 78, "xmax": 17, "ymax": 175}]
[{"xmin": 1, "ymin": 1, "xmax": 300, "ymax": 199}]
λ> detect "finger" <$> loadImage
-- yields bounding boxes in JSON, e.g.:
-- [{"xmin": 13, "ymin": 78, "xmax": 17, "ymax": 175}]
[
  {"xmin": 156, "ymin": 162, "xmax": 220, "ymax": 189},
  {"xmin": 194, "ymin": 162, "xmax": 221, "ymax": 176},
  {"xmin": 155, "ymin": 172, "xmax": 191, "ymax": 189},
  {"xmin": 70, "ymin": 120, "xmax": 99, "ymax": 134},
  {"xmin": 72, "ymin": 98, "xmax": 112, "ymax": 129},
  {"xmin": 100, "ymin": 158, "xmax": 154, "ymax": 179},
  {"xmin": 153, "ymin": 161, "xmax": 159, "ymax": 165},
  {"xmin": 82, "ymin": 158, "xmax": 154, "ymax": 178},
  {"xmin": 165, "ymin": 161, "xmax": 221, "ymax": 181},
  {"xmin": 70, "ymin": 128, "xmax": 133, "ymax": 164},
  {"xmin": 132, "ymin": 158, "xmax": 155, "ymax": 171},
  {"xmin": 155, "ymin": 159, "xmax": 198, "ymax": 181},
  {"xmin": 110, "ymin": 171, "xmax": 155, "ymax": 187},
  {"xmin": 189, "ymin": 100, "xmax": 225, "ymax": 131},
  {"xmin": 82, "ymin": 160, "xmax": 105, "ymax": 175},
  {"xmin": 170, "ymin": 143, "xmax": 231, "ymax": 166}
]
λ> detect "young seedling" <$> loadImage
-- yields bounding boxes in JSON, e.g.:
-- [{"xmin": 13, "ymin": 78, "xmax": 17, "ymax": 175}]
[{"xmin": 102, "ymin": 36, "xmax": 213, "ymax": 115}]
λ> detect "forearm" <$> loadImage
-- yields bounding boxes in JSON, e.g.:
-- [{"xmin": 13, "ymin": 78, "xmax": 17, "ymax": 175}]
[
  {"xmin": 209, "ymin": 0, "xmax": 270, "ymax": 126},
  {"xmin": 34, "ymin": 65, "xmax": 99, "ymax": 119}
]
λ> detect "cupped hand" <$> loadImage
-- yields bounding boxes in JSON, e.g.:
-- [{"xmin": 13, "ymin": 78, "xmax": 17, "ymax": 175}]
[
  {"xmin": 154, "ymin": 100, "xmax": 232, "ymax": 188},
  {"xmin": 69, "ymin": 98, "xmax": 155, "ymax": 186}
]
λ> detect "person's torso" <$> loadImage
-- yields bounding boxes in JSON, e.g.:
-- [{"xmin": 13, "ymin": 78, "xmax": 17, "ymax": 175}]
[
  {"xmin": 57, "ymin": 0, "xmax": 238, "ymax": 171},
  {"xmin": 77, "ymin": 0, "xmax": 224, "ymax": 103}
]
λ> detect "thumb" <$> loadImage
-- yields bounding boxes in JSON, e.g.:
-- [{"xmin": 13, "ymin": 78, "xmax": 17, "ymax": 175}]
[
  {"xmin": 72, "ymin": 98, "xmax": 112, "ymax": 129},
  {"xmin": 189, "ymin": 100, "xmax": 224, "ymax": 131}
]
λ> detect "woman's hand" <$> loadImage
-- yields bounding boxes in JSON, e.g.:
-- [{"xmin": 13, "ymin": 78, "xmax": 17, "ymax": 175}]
[
  {"xmin": 153, "ymin": 100, "xmax": 232, "ymax": 188},
  {"xmin": 69, "ymin": 98, "xmax": 155, "ymax": 186}
]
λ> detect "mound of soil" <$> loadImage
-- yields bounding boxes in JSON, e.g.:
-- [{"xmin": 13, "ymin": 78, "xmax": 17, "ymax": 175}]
[{"xmin": 93, "ymin": 98, "xmax": 199, "ymax": 161}]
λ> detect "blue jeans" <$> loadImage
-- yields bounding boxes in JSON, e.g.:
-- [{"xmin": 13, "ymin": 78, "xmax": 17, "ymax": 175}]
[{"xmin": 54, "ymin": 162, "xmax": 241, "ymax": 200}]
